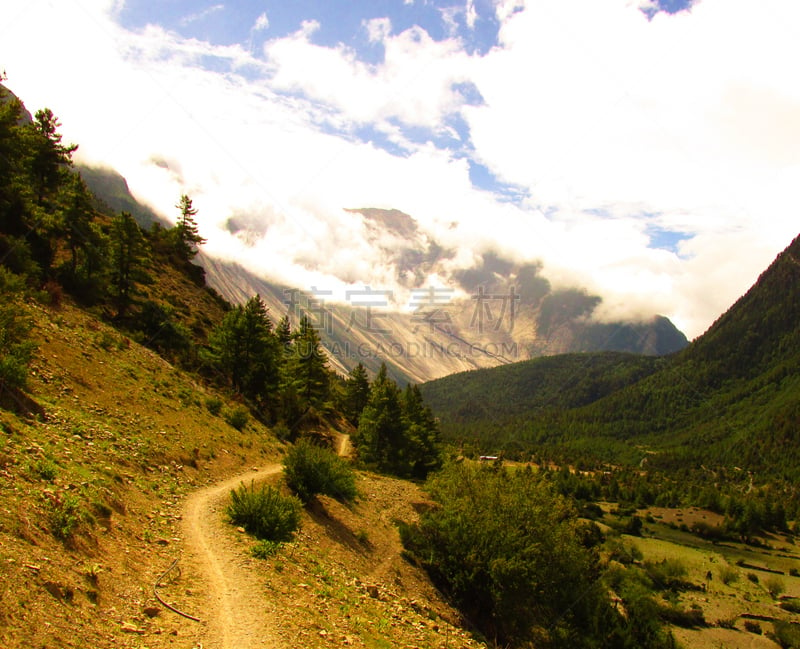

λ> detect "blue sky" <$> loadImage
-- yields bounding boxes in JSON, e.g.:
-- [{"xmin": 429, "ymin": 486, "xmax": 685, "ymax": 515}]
[
  {"xmin": 119, "ymin": 1, "xmax": 507, "ymax": 58},
  {"xmin": 1, "ymin": 0, "xmax": 798, "ymax": 338}
]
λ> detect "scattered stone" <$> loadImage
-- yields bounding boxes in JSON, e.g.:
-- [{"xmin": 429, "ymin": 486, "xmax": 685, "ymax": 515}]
[
  {"xmin": 236, "ymin": 526, "xmax": 246, "ymax": 533},
  {"xmin": 121, "ymin": 621, "xmax": 145, "ymax": 634}
]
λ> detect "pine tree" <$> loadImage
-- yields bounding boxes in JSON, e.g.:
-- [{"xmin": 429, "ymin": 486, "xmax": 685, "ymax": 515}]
[
  {"xmin": 30, "ymin": 108, "xmax": 77, "ymax": 206},
  {"xmin": 343, "ymin": 363, "xmax": 370, "ymax": 426},
  {"xmin": 174, "ymin": 194, "xmax": 206, "ymax": 260},
  {"xmin": 206, "ymin": 295, "xmax": 281, "ymax": 417},
  {"xmin": 276, "ymin": 315, "xmax": 292, "ymax": 346},
  {"xmin": 401, "ymin": 383, "xmax": 443, "ymax": 478},
  {"xmin": 355, "ymin": 364, "xmax": 406, "ymax": 472},
  {"xmin": 290, "ymin": 315, "xmax": 329, "ymax": 407},
  {"xmin": 109, "ymin": 211, "xmax": 150, "ymax": 317},
  {"xmin": 58, "ymin": 172, "xmax": 98, "ymax": 280}
]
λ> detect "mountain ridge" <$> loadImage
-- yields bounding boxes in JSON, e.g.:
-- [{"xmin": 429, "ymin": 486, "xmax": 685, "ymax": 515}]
[
  {"xmin": 422, "ymin": 232, "xmax": 800, "ymax": 479},
  {"xmin": 76, "ymin": 161, "xmax": 688, "ymax": 383}
]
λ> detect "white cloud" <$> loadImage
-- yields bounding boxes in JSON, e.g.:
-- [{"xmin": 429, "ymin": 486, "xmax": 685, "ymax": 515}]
[
  {"xmin": 180, "ymin": 3, "xmax": 225, "ymax": 27},
  {"xmin": 253, "ymin": 12, "xmax": 269, "ymax": 32},
  {"xmin": 1, "ymin": 0, "xmax": 798, "ymax": 340},
  {"xmin": 364, "ymin": 17, "xmax": 391, "ymax": 43},
  {"xmin": 466, "ymin": 0, "xmax": 478, "ymax": 29},
  {"xmin": 263, "ymin": 22, "xmax": 472, "ymax": 128}
]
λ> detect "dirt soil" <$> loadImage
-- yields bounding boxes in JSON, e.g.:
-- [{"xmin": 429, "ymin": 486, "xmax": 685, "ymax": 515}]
[{"xmin": 149, "ymin": 466, "xmax": 484, "ymax": 649}]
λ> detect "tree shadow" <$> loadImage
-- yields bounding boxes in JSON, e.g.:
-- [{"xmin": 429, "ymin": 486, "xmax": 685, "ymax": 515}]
[
  {"xmin": 0, "ymin": 386, "xmax": 45, "ymax": 420},
  {"xmin": 306, "ymin": 498, "xmax": 371, "ymax": 554}
]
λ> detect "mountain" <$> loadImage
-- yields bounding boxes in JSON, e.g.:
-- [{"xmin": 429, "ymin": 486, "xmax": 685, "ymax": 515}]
[
  {"xmin": 422, "ymin": 232, "xmax": 800, "ymax": 479},
  {"xmin": 71, "ymin": 155, "xmax": 688, "ymax": 384},
  {"xmin": 78, "ymin": 164, "xmax": 166, "ymax": 228}
]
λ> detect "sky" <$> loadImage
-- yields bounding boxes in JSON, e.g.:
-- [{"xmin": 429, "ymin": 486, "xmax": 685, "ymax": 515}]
[{"xmin": 1, "ymin": 0, "xmax": 799, "ymax": 339}]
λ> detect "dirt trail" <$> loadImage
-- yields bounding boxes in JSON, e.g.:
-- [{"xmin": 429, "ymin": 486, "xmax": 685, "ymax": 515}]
[{"xmin": 181, "ymin": 465, "xmax": 284, "ymax": 649}]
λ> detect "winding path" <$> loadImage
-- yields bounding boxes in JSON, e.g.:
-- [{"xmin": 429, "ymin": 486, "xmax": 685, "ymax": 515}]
[{"xmin": 181, "ymin": 465, "xmax": 284, "ymax": 649}]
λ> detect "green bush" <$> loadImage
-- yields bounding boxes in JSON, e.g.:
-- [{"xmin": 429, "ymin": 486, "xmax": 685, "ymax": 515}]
[
  {"xmin": 400, "ymin": 462, "xmax": 676, "ymax": 649},
  {"xmin": 658, "ymin": 603, "xmax": 705, "ymax": 628},
  {"xmin": 205, "ymin": 396, "xmax": 223, "ymax": 416},
  {"xmin": 48, "ymin": 492, "xmax": 82, "ymax": 540},
  {"xmin": 718, "ymin": 564, "xmax": 739, "ymax": 585},
  {"xmin": 224, "ymin": 406, "xmax": 250, "ymax": 431},
  {"xmin": 252, "ymin": 539, "xmax": 281, "ymax": 559},
  {"xmin": 780, "ymin": 600, "xmax": 800, "ymax": 614},
  {"xmin": 33, "ymin": 458, "xmax": 58, "ymax": 482},
  {"xmin": 773, "ymin": 621, "xmax": 800, "ymax": 649},
  {"xmin": 644, "ymin": 558, "xmax": 688, "ymax": 590},
  {"xmin": 765, "ymin": 575, "xmax": 786, "ymax": 598},
  {"xmin": 283, "ymin": 439, "xmax": 357, "ymax": 503},
  {"xmin": 0, "ymin": 268, "xmax": 36, "ymax": 391},
  {"xmin": 744, "ymin": 620, "xmax": 762, "ymax": 634},
  {"xmin": 227, "ymin": 482, "xmax": 301, "ymax": 542}
]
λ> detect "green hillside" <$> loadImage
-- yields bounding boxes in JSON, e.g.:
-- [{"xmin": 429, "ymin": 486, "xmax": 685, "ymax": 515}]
[{"xmin": 422, "ymin": 233, "xmax": 800, "ymax": 480}]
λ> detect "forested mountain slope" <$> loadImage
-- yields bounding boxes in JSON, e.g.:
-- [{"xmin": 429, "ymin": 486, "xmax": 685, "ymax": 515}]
[{"xmin": 423, "ymin": 233, "xmax": 800, "ymax": 479}]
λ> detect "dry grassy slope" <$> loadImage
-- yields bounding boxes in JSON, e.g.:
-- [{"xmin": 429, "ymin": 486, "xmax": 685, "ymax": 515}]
[
  {"xmin": 0, "ymin": 301, "xmax": 482, "ymax": 649},
  {"xmin": 0, "ymin": 300, "xmax": 282, "ymax": 648}
]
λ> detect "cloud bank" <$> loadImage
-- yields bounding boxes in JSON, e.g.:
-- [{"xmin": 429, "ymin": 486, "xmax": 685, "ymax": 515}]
[{"xmin": 1, "ymin": 0, "xmax": 798, "ymax": 338}]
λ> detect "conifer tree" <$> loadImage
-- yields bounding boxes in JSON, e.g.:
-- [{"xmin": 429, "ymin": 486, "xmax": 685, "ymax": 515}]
[
  {"xmin": 343, "ymin": 362, "xmax": 370, "ymax": 426},
  {"xmin": 30, "ymin": 108, "xmax": 77, "ymax": 206},
  {"xmin": 290, "ymin": 315, "xmax": 329, "ymax": 407},
  {"xmin": 109, "ymin": 211, "xmax": 150, "ymax": 317},
  {"xmin": 355, "ymin": 364, "xmax": 406, "ymax": 471},
  {"xmin": 59, "ymin": 172, "xmax": 97, "ymax": 279},
  {"xmin": 174, "ymin": 194, "xmax": 206, "ymax": 260},
  {"xmin": 401, "ymin": 383, "xmax": 443, "ymax": 478}
]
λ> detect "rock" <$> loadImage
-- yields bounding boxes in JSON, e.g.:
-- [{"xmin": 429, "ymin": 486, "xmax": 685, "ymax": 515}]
[
  {"xmin": 143, "ymin": 606, "xmax": 161, "ymax": 618},
  {"xmin": 121, "ymin": 621, "xmax": 145, "ymax": 634},
  {"xmin": 43, "ymin": 581, "xmax": 64, "ymax": 600},
  {"xmin": 366, "ymin": 584, "xmax": 380, "ymax": 599}
]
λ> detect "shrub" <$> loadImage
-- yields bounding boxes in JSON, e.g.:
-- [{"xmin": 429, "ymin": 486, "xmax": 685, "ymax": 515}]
[
  {"xmin": 48, "ymin": 492, "xmax": 82, "ymax": 540},
  {"xmin": 227, "ymin": 482, "xmax": 301, "ymax": 542},
  {"xmin": 33, "ymin": 458, "xmax": 58, "ymax": 482},
  {"xmin": 657, "ymin": 603, "xmax": 706, "ymax": 628},
  {"xmin": 718, "ymin": 564, "xmax": 739, "ymax": 585},
  {"xmin": 773, "ymin": 620, "xmax": 800, "ymax": 649},
  {"xmin": 780, "ymin": 600, "xmax": 800, "ymax": 614},
  {"xmin": 400, "ymin": 463, "xmax": 676, "ymax": 648},
  {"xmin": 252, "ymin": 539, "xmax": 281, "ymax": 559},
  {"xmin": 744, "ymin": 620, "xmax": 762, "ymax": 634},
  {"xmin": 205, "ymin": 396, "xmax": 222, "ymax": 416},
  {"xmin": 765, "ymin": 575, "xmax": 786, "ymax": 598},
  {"xmin": 224, "ymin": 406, "xmax": 250, "ymax": 431},
  {"xmin": 644, "ymin": 558, "xmax": 688, "ymax": 590},
  {"xmin": 773, "ymin": 621, "xmax": 800, "ymax": 649},
  {"xmin": 283, "ymin": 439, "xmax": 357, "ymax": 503}
]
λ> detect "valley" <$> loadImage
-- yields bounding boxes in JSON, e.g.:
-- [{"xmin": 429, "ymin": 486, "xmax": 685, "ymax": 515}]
[{"xmin": 2, "ymin": 78, "xmax": 800, "ymax": 649}]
